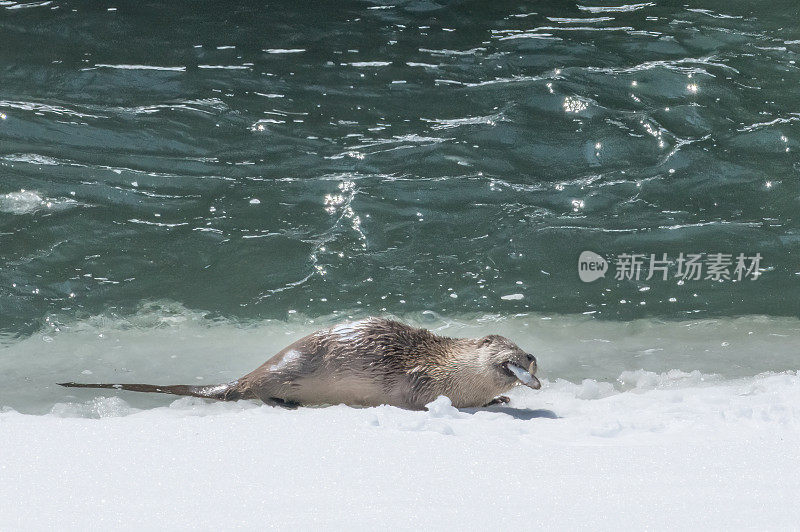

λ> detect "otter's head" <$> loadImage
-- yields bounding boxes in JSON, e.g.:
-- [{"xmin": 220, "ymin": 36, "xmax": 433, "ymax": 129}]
[{"xmin": 474, "ymin": 335, "xmax": 541, "ymax": 391}]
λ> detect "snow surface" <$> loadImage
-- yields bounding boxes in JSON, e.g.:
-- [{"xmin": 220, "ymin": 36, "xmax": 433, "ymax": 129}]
[{"xmin": 3, "ymin": 370, "xmax": 800, "ymax": 530}]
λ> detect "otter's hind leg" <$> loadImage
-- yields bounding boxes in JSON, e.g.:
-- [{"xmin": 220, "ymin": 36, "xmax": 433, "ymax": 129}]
[
  {"xmin": 262, "ymin": 396, "xmax": 301, "ymax": 409},
  {"xmin": 245, "ymin": 376, "xmax": 303, "ymax": 409},
  {"xmin": 240, "ymin": 343, "xmax": 322, "ymax": 409}
]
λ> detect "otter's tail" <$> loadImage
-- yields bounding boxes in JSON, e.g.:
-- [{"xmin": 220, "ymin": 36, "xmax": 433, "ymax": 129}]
[{"xmin": 58, "ymin": 381, "xmax": 242, "ymax": 401}]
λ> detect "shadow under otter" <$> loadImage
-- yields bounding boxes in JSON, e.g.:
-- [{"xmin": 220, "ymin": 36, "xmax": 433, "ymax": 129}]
[{"xmin": 60, "ymin": 318, "xmax": 541, "ymax": 410}]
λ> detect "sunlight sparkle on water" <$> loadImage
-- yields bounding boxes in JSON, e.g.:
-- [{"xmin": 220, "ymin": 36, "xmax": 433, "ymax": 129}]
[{"xmin": 563, "ymin": 96, "xmax": 588, "ymax": 113}]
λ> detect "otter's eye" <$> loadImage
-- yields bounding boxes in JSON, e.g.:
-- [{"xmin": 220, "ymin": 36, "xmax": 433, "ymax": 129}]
[{"xmin": 481, "ymin": 337, "xmax": 493, "ymax": 346}]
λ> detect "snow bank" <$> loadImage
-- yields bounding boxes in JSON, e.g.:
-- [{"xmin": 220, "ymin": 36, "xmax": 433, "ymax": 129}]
[
  {"xmin": 4, "ymin": 307, "xmax": 800, "ymax": 415},
  {"xmin": 2, "ymin": 371, "xmax": 800, "ymax": 530}
]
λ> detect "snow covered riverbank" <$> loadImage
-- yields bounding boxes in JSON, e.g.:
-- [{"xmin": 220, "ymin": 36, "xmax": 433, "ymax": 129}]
[{"xmin": 3, "ymin": 370, "xmax": 799, "ymax": 530}]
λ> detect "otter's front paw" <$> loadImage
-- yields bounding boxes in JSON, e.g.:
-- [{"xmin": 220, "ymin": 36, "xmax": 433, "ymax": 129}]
[{"xmin": 482, "ymin": 395, "xmax": 510, "ymax": 407}]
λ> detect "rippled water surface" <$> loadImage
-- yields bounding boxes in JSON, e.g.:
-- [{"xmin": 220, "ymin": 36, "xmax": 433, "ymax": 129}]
[{"xmin": 1, "ymin": 1, "xmax": 799, "ymax": 409}]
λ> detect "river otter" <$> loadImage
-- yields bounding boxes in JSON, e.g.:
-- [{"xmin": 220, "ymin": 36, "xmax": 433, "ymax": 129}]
[{"xmin": 59, "ymin": 317, "xmax": 541, "ymax": 410}]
